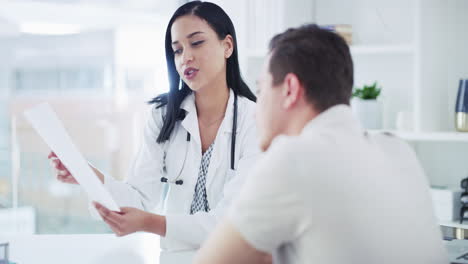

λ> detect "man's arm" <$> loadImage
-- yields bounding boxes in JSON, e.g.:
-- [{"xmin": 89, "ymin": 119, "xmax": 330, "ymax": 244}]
[{"xmin": 194, "ymin": 220, "xmax": 272, "ymax": 264}]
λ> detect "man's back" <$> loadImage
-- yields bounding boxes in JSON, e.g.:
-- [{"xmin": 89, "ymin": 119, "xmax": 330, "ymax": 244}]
[{"xmin": 230, "ymin": 105, "xmax": 448, "ymax": 264}]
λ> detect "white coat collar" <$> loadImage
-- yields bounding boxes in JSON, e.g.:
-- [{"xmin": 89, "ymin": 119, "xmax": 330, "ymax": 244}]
[
  {"xmin": 303, "ymin": 104, "xmax": 362, "ymax": 135},
  {"xmin": 179, "ymin": 89, "xmax": 237, "ymax": 145},
  {"xmin": 179, "ymin": 92, "xmax": 199, "ymax": 145}
]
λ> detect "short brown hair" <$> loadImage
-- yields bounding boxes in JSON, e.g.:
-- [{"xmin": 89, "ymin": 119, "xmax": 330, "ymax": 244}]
[{"xmin": 268, "ymin": 24, "xmax": 354, "ymax": 112}]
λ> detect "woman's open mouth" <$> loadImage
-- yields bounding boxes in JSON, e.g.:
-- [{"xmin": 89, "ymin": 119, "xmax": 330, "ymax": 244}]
[{"xmin": 184, "ymin": 67, "xmax": 199, "ymax": 80}]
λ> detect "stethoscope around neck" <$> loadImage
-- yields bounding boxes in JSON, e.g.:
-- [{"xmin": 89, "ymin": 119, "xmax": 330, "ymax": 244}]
[{"xmin": 160, "ymin": 94, "xmax": 238, "ymax": 186}]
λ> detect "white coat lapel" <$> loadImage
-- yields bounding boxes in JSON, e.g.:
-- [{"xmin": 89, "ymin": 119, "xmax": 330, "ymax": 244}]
[
  {"xmin": 180, "ymin": 92, "xmax": 201, "ymax": 147},
  {"xmin": 205, "ymin": 89, "xmax": 237, "ymax": 190}
]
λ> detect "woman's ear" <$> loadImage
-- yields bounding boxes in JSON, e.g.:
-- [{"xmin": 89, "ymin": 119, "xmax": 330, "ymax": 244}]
[{"xmin": 223, "ymin": 35, "xmax": 234, "ymax": 59}]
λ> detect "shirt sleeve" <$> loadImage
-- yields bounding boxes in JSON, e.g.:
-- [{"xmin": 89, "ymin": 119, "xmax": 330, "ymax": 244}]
[{"xmin": 228, "ymin": 137, "xmax": 311, "ymax": 253}]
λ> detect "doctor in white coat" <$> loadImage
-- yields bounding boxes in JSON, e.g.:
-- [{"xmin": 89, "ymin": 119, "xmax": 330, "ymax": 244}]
[{"xmin": 48, "ymin": 1, "xmax": 261, "ymax": 263}]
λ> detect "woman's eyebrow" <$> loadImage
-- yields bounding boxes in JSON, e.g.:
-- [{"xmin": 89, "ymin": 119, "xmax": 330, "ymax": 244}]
[
  {"xmin": 187, "ymin": 31, "xmax": 204, "ymax": 38},
  {"xmin": 172, "ymin": 31, "xmax": 205, "ymax": 45}
]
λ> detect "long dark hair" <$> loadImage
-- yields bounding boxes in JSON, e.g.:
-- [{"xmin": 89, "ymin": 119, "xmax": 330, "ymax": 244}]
[{"xmin": 148, "ymin": 1, "xmax": 256, "ymax": 143}]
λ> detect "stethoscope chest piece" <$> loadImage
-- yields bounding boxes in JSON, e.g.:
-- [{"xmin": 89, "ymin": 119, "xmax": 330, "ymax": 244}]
[{"xmin": 160, "ymin": 176, "xmax": 183, "ymax": 185}]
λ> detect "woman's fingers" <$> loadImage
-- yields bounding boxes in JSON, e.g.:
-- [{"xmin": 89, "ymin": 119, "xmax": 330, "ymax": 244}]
[
  {"xmin": 57, "ymin": 168, "xmax": 70, "ymax": 176},
  {"xmin": 94, "ymin": 202, "xmax": 124, "ymax": 224},
  {"xmin": 56, "ymin": 161, "xmax": 68, "ymax": 171},
  {"xmin": 56, "ymin": 168, "xmax": 71, "ymax": 178},
  {"xmin": 48, "ymin": 153, "xmax": 76, "ymax": 183},
  {"xmin": 98, "ymin": 208, "xmax": 121, "ymax": 227},
  {"xmin": 49, "ymin": 158, "xmax": 59, "ymax": 169},
  {"xmin": 57, "ymin": 174, "xmax": 77, "ymax": 183},
  {"xmin": 58, "ymin": 175, "xmax": 78, "ymax": 184},
  {"xmin": 57, "ymin": 174, "xmax": 68, "ymax": 182},
  {"xmin": 93, "ymin": 202, "xmax": 125, "ymax": 236},
  {"xmin": 51, "ymin": 158, "xmax": 68, "ymax": 172},
  {"xmin": 48, "ymin": 151, "xmax": 78, "ymax": 185},
  {"xmin": 50, "ymin": 158, "xmax": 64, "ymax": 172},
  {"xmin": 48, "ymin": 152, "xmax": 68, "ymax": 171},
  {"xmin": 66, "ymin": 177, "xmax": 78, "ymax": 184}
]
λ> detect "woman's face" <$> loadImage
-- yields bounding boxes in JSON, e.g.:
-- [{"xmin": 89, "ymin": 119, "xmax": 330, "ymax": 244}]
[{"xmin": 171, "ymin": 15, "xmax": 233, "ymax": 92}]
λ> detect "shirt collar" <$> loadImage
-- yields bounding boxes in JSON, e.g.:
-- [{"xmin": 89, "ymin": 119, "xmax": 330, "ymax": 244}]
[{"xmin": 302, "ymin": 104, "xmax": 362, "ymax": 135}]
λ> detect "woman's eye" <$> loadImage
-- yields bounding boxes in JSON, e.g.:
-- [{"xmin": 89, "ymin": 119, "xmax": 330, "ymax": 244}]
[
  {"xmin": 173, "ymin": 49, "xmax": 182, "ymax": 55},
  {"xmin": 192, "ymin": 40, "xmax": 204, "ymax": 46}
]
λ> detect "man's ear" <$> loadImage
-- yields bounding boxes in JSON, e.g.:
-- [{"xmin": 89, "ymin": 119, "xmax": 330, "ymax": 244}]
[
  {"xmin": 223, "ymin": 35, "xmax": 234, "ymax": 59},
  {"xmin": 282, "ymin": 73, "xmax": 302, "ymax": 110}
]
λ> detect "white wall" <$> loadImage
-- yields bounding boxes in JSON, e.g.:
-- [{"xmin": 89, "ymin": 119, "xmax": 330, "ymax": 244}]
[
  {"xmin": 418, "ymin": 0, "xmax": 468, "ymax": 132},
  {"xmin": 13, "ymin": 30, "xmax": 114, "ymax": 69}
]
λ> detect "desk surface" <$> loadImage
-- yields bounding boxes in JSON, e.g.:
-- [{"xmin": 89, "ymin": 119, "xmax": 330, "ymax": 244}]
[{"xmin": 3, "ymin": 233, "xmax": 160, "ymax": 264}]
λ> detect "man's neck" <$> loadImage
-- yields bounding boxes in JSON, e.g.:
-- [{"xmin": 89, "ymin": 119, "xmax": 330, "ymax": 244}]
[{"xmin": 284, "ymin": 104, "xmax": 318, "ymax": 136}]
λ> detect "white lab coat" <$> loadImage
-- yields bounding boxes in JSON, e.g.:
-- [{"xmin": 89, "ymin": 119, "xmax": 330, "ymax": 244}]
[{"xmin": 97, "ymin": 89, "xmax": 261, "ymax": 263}]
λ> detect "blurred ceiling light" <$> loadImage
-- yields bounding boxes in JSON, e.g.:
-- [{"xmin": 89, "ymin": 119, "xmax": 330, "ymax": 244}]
[{"xmin": 20, "ymin": 22, "xmax": 82, "ymax": 35}]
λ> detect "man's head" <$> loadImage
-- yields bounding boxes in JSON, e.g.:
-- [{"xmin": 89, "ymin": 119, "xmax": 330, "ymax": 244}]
[{"xmin": 256, "ymin": 24, "xmax": 354, "ymax": 151}]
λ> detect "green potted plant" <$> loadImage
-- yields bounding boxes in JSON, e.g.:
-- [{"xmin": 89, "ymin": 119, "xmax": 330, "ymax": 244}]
[{"xmin": 351, "ymin": 81, "xmax": 382, "ymax": 129}]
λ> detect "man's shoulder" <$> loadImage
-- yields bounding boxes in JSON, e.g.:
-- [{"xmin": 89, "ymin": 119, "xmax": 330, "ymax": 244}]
[
  {"xmin": 270, "ymin": 129, "xmax": 335, "ymax": 153},
  {"xmin": 264, "ymin": 133, "xmax": 326, "ymax": 168}
]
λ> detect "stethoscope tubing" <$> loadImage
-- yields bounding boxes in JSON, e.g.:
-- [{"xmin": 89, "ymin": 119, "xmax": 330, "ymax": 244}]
[{"xmin": 161, "ymin": 94, "xmax": 238, "ymax": 185}]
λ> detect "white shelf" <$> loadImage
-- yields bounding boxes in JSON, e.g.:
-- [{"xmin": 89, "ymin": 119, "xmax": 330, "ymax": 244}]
[
  {"xmin": 368, "ymin": 130, "xmax": 468, "ymax": 142},
  {"xmin": 440, "ymin": 220, "xmax": 468, "ymax": 230},
  {"xmin": 350, "ymin": 44, "xmax": 415, "ymax": 55}
]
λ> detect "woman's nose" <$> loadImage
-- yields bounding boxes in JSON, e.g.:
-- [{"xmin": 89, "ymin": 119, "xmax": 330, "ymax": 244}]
[{"xmin": 181, "ymin": 49, "xmax": 194, "ymax": 65}]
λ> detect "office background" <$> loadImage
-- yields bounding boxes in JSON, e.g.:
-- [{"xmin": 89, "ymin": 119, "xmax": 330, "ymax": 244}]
[{"xmin": 1, "ymin": 0, "xmax": 468, "ymax": 236}]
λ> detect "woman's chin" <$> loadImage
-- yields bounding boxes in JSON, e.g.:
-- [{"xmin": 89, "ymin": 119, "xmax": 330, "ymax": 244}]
[{"xmin": 186, "ymin": 82, "xmax": 206, "ymax": 93}]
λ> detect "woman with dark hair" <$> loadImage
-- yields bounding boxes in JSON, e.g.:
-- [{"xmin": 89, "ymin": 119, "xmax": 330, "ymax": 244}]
[{"xmin": 48, "ymin": 1, "xmax": 260, "ymax": 263}]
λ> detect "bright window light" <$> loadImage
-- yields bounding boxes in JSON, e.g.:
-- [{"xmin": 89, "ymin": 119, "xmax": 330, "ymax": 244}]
[{"xmin": 20, "ymin": 22, "xmax": 82, "ymax": 35}]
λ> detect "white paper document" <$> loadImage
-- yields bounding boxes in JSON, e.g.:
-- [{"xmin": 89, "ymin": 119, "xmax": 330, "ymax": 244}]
[{"xmin": 24, "ymin": 103, "xmax": 120, "ymax": 212}]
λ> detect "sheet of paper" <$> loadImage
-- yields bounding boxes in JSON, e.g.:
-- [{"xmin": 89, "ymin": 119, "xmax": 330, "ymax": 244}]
[{"xmin": 24, "ymin": 103, "xmax": 120, "ymax": 212}]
